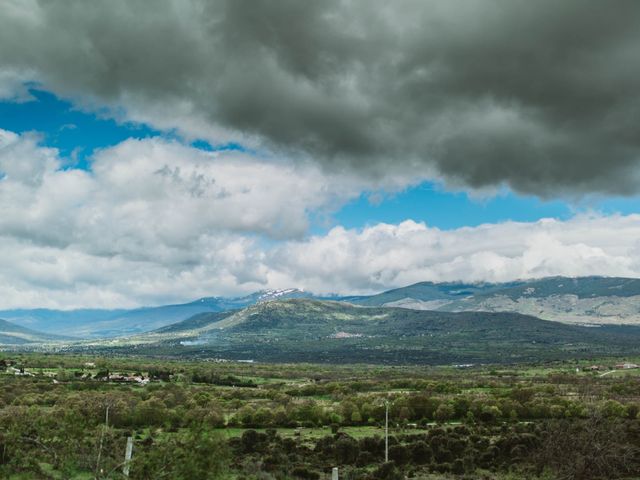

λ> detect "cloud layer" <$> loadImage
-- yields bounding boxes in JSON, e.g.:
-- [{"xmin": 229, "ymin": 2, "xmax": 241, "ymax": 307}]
[
  {"xmin": 2, "ymin": 127, "xmax": 640, "ymax": 308},
  {"xmin": 1, "ymin": 0, "xmax": 640, "ymax": 196},
  {"xmin": 2, "ymin": 2, "xmax": 640, "ymax": 308},
  {"xmin": 1, "ymin": 130, "xmax": 381, "ymax": 241},
  {"xmin": 274, "ymin": 216, "xmax": 640, "ymax": 295}
]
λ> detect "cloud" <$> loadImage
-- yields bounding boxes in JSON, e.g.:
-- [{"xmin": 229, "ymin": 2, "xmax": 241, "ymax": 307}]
[
  {"xmin": 2, "ymin": 2, "xmax": 640, "ymax": 308},
  {"xmin": 271, "ymin": 215, "xmax": 640, "ymax": 295},
  {"xmin": 1, "ymin": 127, "xmax": 640, "ymax": 310},
  {"xmin": 0, "ymin": 69, "xmax": 35, "ymax": 102},
  {"xmin": 0, "ymin": 128, "xmax": 368, "ymax": 246},
  {"xmin": 1, "ymin": 0, "xmax": 640, "ymax": 196},
  {"xmin": 0, "ymin": 129, "xmax": 364, "ymax": 307}
]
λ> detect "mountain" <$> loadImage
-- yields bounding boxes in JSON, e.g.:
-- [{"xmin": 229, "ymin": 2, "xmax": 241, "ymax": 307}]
[
  {"xmin": 352, "ymin": 276, "xmax": 640, "ymax": 325},
  {"xmin": 0, "ymin": 304, "xmax": 222, "ymax": 338},
  {"xmin": 348, "ymin": 281, "xmax": 519, "ymax": 308},
  {"xmin": 96, "ymin": 299, "xmax": 640, "ymax": 364},
  {"xmin": 0, "ymin": 318, "xmax": 73, "ymax": 345},
  {"xmin": 0, "ymin": 288, "xmax": 313, "ymax": 338},
  {"xmin": 195, "ymin": 288, "xmax": 316, "ymax": 311},
  {"xmin": 443, "ymin": 277, "xmax": 640, "ymax": 325},
  {"xmin": 5, "ymin": 276, "xmax": 640, "ymax": 340},
  {"xmin": 153, "ymin": 311, "xmax": 236, "ymax": 334}
]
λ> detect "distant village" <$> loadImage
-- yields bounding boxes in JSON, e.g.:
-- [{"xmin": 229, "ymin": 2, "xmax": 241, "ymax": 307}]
[
  {"xmin": 583, "ymin": 362, "xmax": 639, "ymax": 372},
  {"xmin": 0, "ymin": 359, "xmax": 151, "ymax": 385},
  {"xmin": 2, "ymin": 357, "xmax": 639, "ymax": 384}
]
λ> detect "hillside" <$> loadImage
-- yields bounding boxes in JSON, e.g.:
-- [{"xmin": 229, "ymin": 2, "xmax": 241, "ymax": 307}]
[
  {"xmin": 154, "ymin": 311, "xmax": 236, "ymax": 333},
  {"xmin": 95, "ymin": 299, "xmax": 640, "ymax": 364},
  {"xmin": 349, "ymin": 281, "xmax": 515, "ymax": 307},
  {"xmin": 0, "ymin": 289, "xmax": 313, "ymax": 338},
  {"xmin": 0, "ymin": 319, "xmax": 73, "ymax": 345},
  {"xmin": 356, "ymin": 276, "xmax": 640, "ymax": 325},
  {"xmin": 441, "ymin": 277, "xmax": 640, "ymax": 325},
  {"xmin": 5, "ymin": 276, "xmax": 640, "ymax": 340}
]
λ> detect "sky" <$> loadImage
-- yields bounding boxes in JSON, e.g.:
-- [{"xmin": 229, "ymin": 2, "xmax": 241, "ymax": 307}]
[{"xmin": 1, "ymin": 0, "xmax": 640, "ymax": 309}]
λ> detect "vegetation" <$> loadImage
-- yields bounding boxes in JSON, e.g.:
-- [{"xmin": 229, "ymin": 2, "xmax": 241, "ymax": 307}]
[
  {"xmin": 45, "ymin": 299, "xmax": 640, "ymax": 365},
  {"xmin": 1, "ymin": 353, "xmax": 639, "ymax": 479},
  {"xmin": 5, "ymin": 276, "xmax": 640, "ymax": 340},
  {"xmin": 0, "ymin": 319, "xmax": 73, "ymax": 345}
]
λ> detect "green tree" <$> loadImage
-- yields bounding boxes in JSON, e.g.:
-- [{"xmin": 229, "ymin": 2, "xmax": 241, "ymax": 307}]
[
  {"xmin": 350, "ymin": 410, "xmax": 363, "ymax": 424},
  {"xmin": 132, "ymin": 429, "xmax": 229, "ymax": 479},
  {"xmin": 601, "ymin": 400, "xmax": 626, "ymax": 418},
  {"xmin": 434, "ymin": 403, "xmax": 455, "ymax": 423}
]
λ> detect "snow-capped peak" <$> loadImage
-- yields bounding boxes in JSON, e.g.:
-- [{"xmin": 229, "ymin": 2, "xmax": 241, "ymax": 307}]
[{"xmin": 257, "ymin": 288, "xmax": 304, "ymax": 300}]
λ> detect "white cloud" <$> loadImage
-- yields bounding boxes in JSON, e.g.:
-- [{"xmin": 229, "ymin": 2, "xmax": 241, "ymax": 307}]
[
  {"xmin": 270, "ymin": 216, "xmax": 640, "ymax": 295},
  {"xmin": 0, "ymin": 129, "xmax": 364, "ymax": 248},
  {"xmin": 2, "ymin": 128, "xmax": 640, "ymax": 309},
  {"xmin": 0, "ymin": 129, "xmax": 365, "ymax": 307}
]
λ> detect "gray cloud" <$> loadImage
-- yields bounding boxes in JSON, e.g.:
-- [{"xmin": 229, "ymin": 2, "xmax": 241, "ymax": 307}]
[{"xmin": 1, "ymin": 0, "xmax": 640, "ymax": 196}]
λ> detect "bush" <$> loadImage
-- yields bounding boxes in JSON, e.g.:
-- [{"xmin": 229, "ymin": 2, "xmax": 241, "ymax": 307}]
[
  {"xmin": 131, "ymin": 429, "xmax": 229, "ymax": 479},
  {"xmin": 371, "ymin": 462, "xmax": 402, "ymax": 480},
  {"xmin": 534, "ymin": 416, "xmax": 640, "ymax": 480},
  {"xmin": 292, "ymin": 466, "xmax": 320, "ymax": 479}
]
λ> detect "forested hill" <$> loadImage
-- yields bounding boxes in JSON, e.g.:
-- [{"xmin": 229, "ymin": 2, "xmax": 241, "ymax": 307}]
[
  {"xmin": 4, "ymin": 276, "xmax": 640, "ymax": 339},
  {"xmin": 102, "ymin": 299, "xmax": 640, "ymax": 364}
]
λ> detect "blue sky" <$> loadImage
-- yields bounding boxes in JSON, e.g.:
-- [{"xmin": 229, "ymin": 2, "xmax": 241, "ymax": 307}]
[
  {"xmin": 3, "ymin": 89, "xmax": 639, "ymax": 234},
  {"xmin": 0, "ymin": 90, "xmax": 159, "ymax": 170},
  {"xmin": 333, "ymin": 186, "xmax": 640, "ymax": 232}
]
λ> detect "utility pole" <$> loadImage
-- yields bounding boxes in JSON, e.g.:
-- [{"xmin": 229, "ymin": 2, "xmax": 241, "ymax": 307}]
[
  {"xmin": 385, "ymin": 400, "xmax": 389, "ymax": 463},
  {"xmin": 95, "ymin": 404, "xmax": 110, "ymax": 479}
]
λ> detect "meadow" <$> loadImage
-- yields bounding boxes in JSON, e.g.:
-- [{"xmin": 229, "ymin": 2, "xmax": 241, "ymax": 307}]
[{"xmin": 1, "ymin": 353, "xmax": 639, "ymax": 479}]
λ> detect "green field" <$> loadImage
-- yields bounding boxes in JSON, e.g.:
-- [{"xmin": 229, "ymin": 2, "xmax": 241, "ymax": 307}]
[{"xmin": 1, "ymin": 352, "xmax": 639, "ymax": 479}]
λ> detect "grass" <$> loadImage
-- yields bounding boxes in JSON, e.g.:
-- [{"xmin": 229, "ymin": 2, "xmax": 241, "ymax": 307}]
[
  {"xmin": 597, "ymin": 369, "xmax": 640, "ymax": 378},
  {"xmin": 219, "ymin": 425, "xmax": 432, "ymax": 440}
]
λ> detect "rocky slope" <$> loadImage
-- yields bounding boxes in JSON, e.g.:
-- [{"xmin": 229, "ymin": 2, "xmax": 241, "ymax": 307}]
[{"xmin": 356, "ymin": 277, "xmax": 640, "ymax": 325}]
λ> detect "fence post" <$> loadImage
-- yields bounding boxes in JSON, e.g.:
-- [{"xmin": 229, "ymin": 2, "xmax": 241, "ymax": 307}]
[
  {"xmin": 332, "ymin": 467, "xmax": 339, "ymax": 480},
  {"xmin": 123, "ymin": 436, "xmax": 134, "ymax": 477}
]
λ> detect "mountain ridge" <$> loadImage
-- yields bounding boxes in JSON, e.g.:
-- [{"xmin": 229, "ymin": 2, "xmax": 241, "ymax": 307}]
[
  {"xmin": 0, "ymin": 318, "xmax": 74, "ymax": 345},
  {"xmin": 83, "ymin": 298, "xmax": 640, "ymax": 365},
  {"xmin": 372, "ymin": 276, "xmax": 640, "ymax": 325},
  {"xmin": 3, "ymin": 276, "xmax": 640, "ymax": 339}
]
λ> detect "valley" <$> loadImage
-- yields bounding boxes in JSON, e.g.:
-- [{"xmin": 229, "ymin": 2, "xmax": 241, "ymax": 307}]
[
  {"xmin": 1, "ymin": 351, "xmax": 639, "ymax": 479},
  {"xmin": 3, "ymin": 277, "xmax": 640, "ymax": 366}
]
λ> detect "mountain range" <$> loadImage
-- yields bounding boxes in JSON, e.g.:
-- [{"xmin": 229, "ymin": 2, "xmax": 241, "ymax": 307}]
[
  {"xmin": 77, "ymin": 298, "xmax": 640, "ymax": 364},
  {"xmin": 3, "ymin": 276, "xmax": 640, "ymax": 364},
  {"xmin": 0, "ymin": 288, "xmax": 315, "ymax": 338},
  {"xmin": 353, "ymin": 276, "xmax": 640, "ymax": 325},
  {"xmin": 6, "ymin": 276, "xmax": 640, "ymax": 339},
  {"xmin": 0, "ymin": 319, "xmax": 73, "ymax": 345}
]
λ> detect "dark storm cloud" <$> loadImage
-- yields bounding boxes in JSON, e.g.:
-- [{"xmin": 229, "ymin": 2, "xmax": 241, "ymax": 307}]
[{"xmin": 1, "ymin": 0, "xmax": 640, "ymax": 196}]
